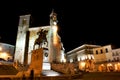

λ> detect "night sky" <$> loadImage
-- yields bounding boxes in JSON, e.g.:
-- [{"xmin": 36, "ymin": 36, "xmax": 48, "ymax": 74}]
[{"xmin": 0, "ymin": 1, "xmax": 120, "ymax": 52}]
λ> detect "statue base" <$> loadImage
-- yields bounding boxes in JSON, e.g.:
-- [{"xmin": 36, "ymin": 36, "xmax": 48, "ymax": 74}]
[
  {"xmin": 42, "ymin": 62, "xmax": 51, "ymax": 70},
  {"xmin": 27, "ymin": 48, "xmax": 43, "ymax": 75}
]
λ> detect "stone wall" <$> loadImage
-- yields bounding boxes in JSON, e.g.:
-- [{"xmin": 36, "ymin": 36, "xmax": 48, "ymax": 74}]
[{"xmin": 51, "ymin": 63, "xmax": 75, "ymax": 74}]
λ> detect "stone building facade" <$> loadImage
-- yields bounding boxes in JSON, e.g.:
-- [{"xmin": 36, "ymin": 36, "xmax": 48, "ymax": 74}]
[
  {"xmin": 14, "ymin": 11, "xmax": 65, "ymax": 65},
  {"xmin": 66, "ymin": 44, "xmax": 120, "ymax": 72},
  {"xmin": 112, "ymin": 48, "xmax": 120, "ymax": 61},
  {"xmin": 66, "ymin": 44, "xmax": 101, "ymax": 63},
  {"xmin": 93, "ymin": 45, "xmax": 113, "ymax": 63}
]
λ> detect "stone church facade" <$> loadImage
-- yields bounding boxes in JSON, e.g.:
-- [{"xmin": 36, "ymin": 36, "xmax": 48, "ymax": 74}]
[{"xmin": 14, "ymin": 11, "xmax": 65, "ymax": 65}]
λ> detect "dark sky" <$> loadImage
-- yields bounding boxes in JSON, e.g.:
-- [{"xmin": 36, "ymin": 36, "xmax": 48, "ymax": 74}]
[{"xmin": 0, "ymin": 1, "xmax": 120, "ymax": 52}]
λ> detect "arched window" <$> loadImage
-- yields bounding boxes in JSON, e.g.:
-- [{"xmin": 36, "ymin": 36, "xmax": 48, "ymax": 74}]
[
  {"xmin": 114, "ymin": 58, "xmax": 116, "ymax": 61},
  {"xmin": 105, "ymin": 48, "xmax": 108, "ymax": 53},
  {"xmin": 117, "ymin": 57, "xmax": 119, "ymax": 61},
  {"xmin": 100, "ymin": 49, "xmax": 103, "ymax": 54},
  {"xmin": 96, "ymin": 50, "xmax": 98, "ymax": 54}
]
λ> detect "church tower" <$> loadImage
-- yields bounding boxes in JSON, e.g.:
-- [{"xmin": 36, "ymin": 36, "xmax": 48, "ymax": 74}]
[
  {"xmin": 14, "ymin": 15, "xmax": 30, "ymax": 64},
  {"xmin": 48, "ymin": 10, "xmax": 62, "ymax": 63}
]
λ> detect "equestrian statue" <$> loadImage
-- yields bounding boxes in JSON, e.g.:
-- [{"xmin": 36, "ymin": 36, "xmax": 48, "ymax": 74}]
[{"xmin": 33, "ymin": 29, "xmax": 48, "ymax": 50}]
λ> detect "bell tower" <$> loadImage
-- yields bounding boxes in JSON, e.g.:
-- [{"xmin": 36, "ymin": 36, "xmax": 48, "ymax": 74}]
[
  {"xmin": 48, "ymin": 10, "xmax": 62, "ymax": 63},
  {"xmin": 14, "ymin": 14, "xmax": 31, "ymax": 64}
]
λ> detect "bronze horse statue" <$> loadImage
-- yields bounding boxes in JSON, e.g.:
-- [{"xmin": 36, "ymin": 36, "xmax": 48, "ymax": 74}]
[{"xmin": 33, "ymin": 29, "xmax": 48, "ymax": 50}]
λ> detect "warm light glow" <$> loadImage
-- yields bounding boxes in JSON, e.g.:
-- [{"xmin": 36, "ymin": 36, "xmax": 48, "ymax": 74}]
[
  {"xmin": 52, "ymin": 25, "xmax": 58, "ymax": 45},
  {"xmin": 114, "ymin": 63, "xmax": 120, "ymax": 71},
  {"xmin": 0, "ymin": 52, "xmax": 8, "ymax": 60},
  {"xmin": 107, "ymin": 63, "xmax": 112, "ymax": 66},
  {"xmin": 61, "ymin": 58, "xmax": 66, "ymax": 63},
  {"xmin": 114, "ymin": 64, "xmax": 118, "ymax": 70},
  {"xmin": 0, "ymin": 47, "xmax": 2, "ymax": 51},
  {"xmin": 101, "ymin": 64, "xmax": 104, "ymax": 66},
  {"xmin": 80, "ymin": 62, "xmax": 86, "ymax": 67},
  {"xmin": 118, "ymin": 63, "xmax": 120, "ymax": 65},
  {"xmin": 79, "ymin": 61, "xmax": 86, "ymax": 70}
]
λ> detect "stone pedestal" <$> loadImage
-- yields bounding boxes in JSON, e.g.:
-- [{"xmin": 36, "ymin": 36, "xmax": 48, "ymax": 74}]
[
  {"xmin": 28, "ymin": 48, "xmax": 43, "ymax": 75},
  {"xmin": 42, "ymin": 62, "xmax": 51, "ymax": 70},
  {"xmin": 42, "ymin": 48, "xmax": 51, "ymax": 70},
  {"xmin": 28, "ymin": 48, "xmax": 51, "ymax": 75}
]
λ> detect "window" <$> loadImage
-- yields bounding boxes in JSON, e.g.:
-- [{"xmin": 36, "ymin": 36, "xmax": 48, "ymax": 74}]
[
  {"xmin": 114, "ymin": 58, "xmax": 116, "ymax": 61},
  {"xmin": 116, "ymin": 52, "xmax": 119, "ymax": 56},
  {"xmin": 105, "ymin": 48, "xmax": 108, "ymax": 53},
  {"xmin": 112, "ymin": 53, "xmax": 115, "ymax": 56},
  {"xmin": 108, "ymin": 59, "xmax": 111, "ymax": 62},
  {"xmin": 100, "ymin": 49, "xmax": 103, "ymax": 54},
  {"xmin": 96, "ymin": 50, "xmax": 98, "ymax": 54},
  {"xmin": 117, "ymin": 57, "xmax": 119, "ymax": 61},
  {"xmin": 22, "ymin": 19, "xmax": 27, "ymax": 26}
]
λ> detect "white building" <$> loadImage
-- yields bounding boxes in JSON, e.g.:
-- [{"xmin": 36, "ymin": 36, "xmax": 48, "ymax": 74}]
[
  {"xmin": 66, "ymin": 44, "xmax": 114, "ymax": 63},
  {"xmin": 93, "ymin": 45, "xmax": 113, "ymax": 63},
  {"xmin": 112, "ymin": 48, "xmax": 120, "ymax": 61},
  {"xmin": 66, "ymin": 44, "xmax": 120, "ymax": 72},
  {"xmin": 66, "ymin": 44, "xmax": 101, "ymax": 63}
]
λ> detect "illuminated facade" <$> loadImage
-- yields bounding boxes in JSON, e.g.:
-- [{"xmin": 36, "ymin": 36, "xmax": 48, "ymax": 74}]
[
  {"xmin": 112, "ymin": 48, "xmax": 120, "ymax": 61},
  {"xmin": 28, "ymin": 26, "xmax": 50, "ymax": 64},
  {"xmin": 66, "ymin": 44, "xmax": 115, "ymax": 63},
  {"xmin": 14, "ymin": 11, "xmax": 65, "ymax": 65},
  {"xmin": 66, "ymin": 44, "xmax": 120, "ymax": 72},
  {"xmin": 66, "ymin": 44, "xmax": 101, "ymax": 63},
  {"xmin": 93, "ymin": 45, "xmax": 113, "ymax": 63},
  {"xmin": 48, "ymin": 10, "xmax": 65, "ymax": 63}
]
